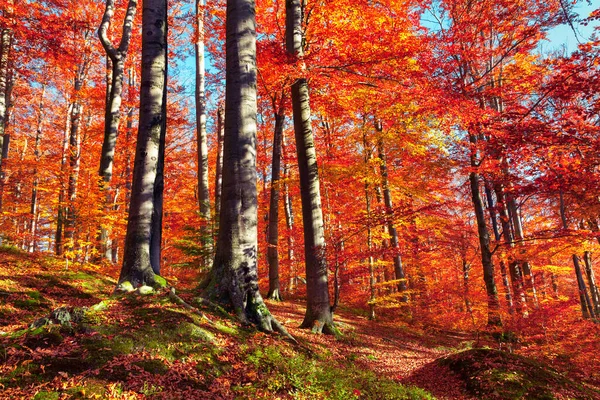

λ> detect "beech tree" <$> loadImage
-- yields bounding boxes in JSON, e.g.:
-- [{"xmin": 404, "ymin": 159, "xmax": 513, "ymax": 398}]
[
  {"xmin": 97, "ymin": 0, "xmax": 138, "ymax": 261},
  {"xmin": 117, "ymin": 0, "xmax": 167, "ymax": 289},
  {"xmin": 287, "ymin": 0, "xmax": 335, "ymax": 334},
  {"xmin": 207, "ymin": 0, "xmax": 289, "ymax": 335}
]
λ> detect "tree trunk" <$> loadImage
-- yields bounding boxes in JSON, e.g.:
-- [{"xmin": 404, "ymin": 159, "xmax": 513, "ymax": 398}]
[
  {"xmin": 206, "ymin": 0, "xmax": 289, "ymax": 337},
  {"xmin": 363, "ymin": 131, "xmax": 376, "ymax": 320},
  {"xmin": 118, "ymin": 0, "xmax": 168, "ymax": 288},
  {"xmin": 56, "ymin": 103, "xmax": 73, "ymax": 256},
  {"xmin": 214, "ymin": 103, "xmax": 224, "ymax": 221},
  {"xmin": 98, "ymin": 0, "xmax": 138, "ymax": 262},
  {"xmin": 494, "ymin": 184, "xmax": 527, "ymax": 316},
  {"xmin": 28, "ymin": 84, "xmax": 46, "ymax": 253},
  {"xmin": 376, "ymin": 130, "xmax": 408, "ymax": 300},
  {"xmin": 195, "ymin": 0, "xmax": 212, "ymax": 267},
  {"xmin": 0, "ymin": 28, "xmax": 12, "ymax": 173},
  {"xmin": 558, "ymin": 192, "xmax": 595, "ymax": 319},
  {"xmin": 469, "ymin": 133, "xmax": 501, "ymax": 326},
  {"xmin": 507, "ymin": 196, "xmax": 538, "ymax": 306},
  {"xmin": 583, "ymin": 251, "xmax": 600, "ymax": 315},
  {"xmin": 64, "ymin": 99, "xmax": 82, "ymax": 250},
  {"xmin": 282, "ymin": 132, "xmax": 295, "ymax": 292},
  {"xmin": 267, "ymin": 95, "xmax": 285, "ymax": 301},
  {"xmin": 286, "ymin": 0, "xmax": 334, "ymax": 333}
]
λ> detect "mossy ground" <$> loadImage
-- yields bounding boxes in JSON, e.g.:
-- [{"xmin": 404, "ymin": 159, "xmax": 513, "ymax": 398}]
[{"xmin": 1, "ymin": 246, "xmax": 599, "ymax": 399}]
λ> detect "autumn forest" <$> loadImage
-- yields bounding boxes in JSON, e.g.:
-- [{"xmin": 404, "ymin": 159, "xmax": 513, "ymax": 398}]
[{"xmin": 1, "ymin": 0, "xmax": 600, "ymax": 398}]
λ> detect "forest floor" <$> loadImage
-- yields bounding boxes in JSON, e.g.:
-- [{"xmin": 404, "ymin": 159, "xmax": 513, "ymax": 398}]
[{"xmin": 1, "ymin": 245, "xmax": 599, "ymax": 399}]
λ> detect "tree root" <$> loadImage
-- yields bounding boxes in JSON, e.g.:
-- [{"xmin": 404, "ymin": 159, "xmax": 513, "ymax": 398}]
[{"xmin": 167, "ymin": 287, "xmax": 213, "ymax": 325}]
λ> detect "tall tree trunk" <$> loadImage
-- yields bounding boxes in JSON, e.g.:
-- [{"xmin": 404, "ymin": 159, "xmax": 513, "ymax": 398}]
[
  {"xmin": 559, "ymin": 192, "xmax": 595, "ymax": 319},
  {"xmin": 0, "ymin": 28, "xmax": 13, "ymax": 218},
  {"xmin": 0, "ymin": 28, "xmax": 12, "ymax": 173},
  {"xmin": 376, "ymin": 128, "xmax": 408, "ymax": 300},
  {"xmin": 469, "ymin": 134, "xmax": 501, "ymax": 326},
  {"xmin": 267, "ymin": 94, "xmax": 285, "ymax": 301},
  {"xmin": 484, "ymin": 180, "xmax": 513, "ymax": 310},
  {"xmin": 507, "ymin": 196, "xmax": 538, "ymax": 306},
  {"xmin": 64, "ymin": 99, "xmax": 82, "ymax": 251},
  {"xmin": 56, "ymin": 103, "xmax": 73, "ymax": 256},
  {"xmin": 214, "ymin": 103, "xmax": 224, "ymax": 222},
  {"xmin": 28, "ymin": 84, "xmax": 46, "ymax": 253},
  {"xmin": 494, "ymin": 184, "xmax": 527, "ymax": 316},
  {"xmin": 583, "ymin": 251, "xmax": 600, "ymax": 315},
  {"xmin": 118, "ymin": 0, "xmax": 168, "ymax": 288},
  {"xmin": 363, "ymin": 130, "xmax": 376, "ymax": 320},
  {"xmin": 195, "ymin": 0, "xmax": 212, "ymax": 267},
  {"xmin": 207, "ymin": 0, "xmax": 289, "ymax": 338},
  {"xmin": 282, "ymin": 131, "xmax": 296, "ymax": 292},
  {"xmin": 286, "ymin": 0, "xmax": 334, "ymax": 333},
  {"xmin": 98, "ymin": 0, "xmax": 138, "ymax": 262}
]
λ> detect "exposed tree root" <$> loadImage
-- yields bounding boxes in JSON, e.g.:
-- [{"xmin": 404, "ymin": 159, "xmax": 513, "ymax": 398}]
[
  {"xmin": 167, "ymin": 287, "xmax": 213, "ymax": 325},
  {"xmin": 267, "ymin": 288, "xmax": 283, "ymax": 301}
]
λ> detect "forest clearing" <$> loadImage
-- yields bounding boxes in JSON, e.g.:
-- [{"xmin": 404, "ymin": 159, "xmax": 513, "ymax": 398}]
[{"xmin": 1, "ymin": 0, "xmax": 600, "ymax": 398}]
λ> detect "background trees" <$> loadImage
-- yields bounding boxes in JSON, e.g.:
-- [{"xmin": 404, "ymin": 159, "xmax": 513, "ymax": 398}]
[{"xmin": 0, "ymin": 0, "xmax": 598, "ymax": 342}]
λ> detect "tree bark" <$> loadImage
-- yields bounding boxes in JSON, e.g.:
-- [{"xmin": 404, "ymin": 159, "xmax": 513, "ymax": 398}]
[
  {"xmin": 56, "ymin": 103, "xmax": 73, "ymax": 256},
  {"xmin": 118, "ymin": 0, "xmax": 168, "ymax": 288},
  {"xmin": 469, "ymin": 134, "xmax": 501, "ymax": 326},
  {"xmin": 0, "ymin": 28, "xmax": 12, "ymax": 173},
  {"xmin": 195, "ymin": 0, "xmax": 212, "ymax": 267},
  {"xmin": 98, "ymin": 0, "xmax": 138, "ymax": 262},
  {"xmin": 376, "ymin": 129, "xmax": 408, "ymax": 300},
  {"xmin": 207, "ymin": 0, "xmax": 290, "ymax": 338},
  {"xmin": 282, "ymin": 131, "xmax": 296, "ymax": 292},
  {"xmin": 494, "ymin": 184, "xmax": 527, "ymax": 316},
  {"xmin": 214, "ymin": 103, "xmax": 224, "ymax": 221},
  {"xmin": 267, "ymin": 95, "xmax": 285, "ymax": 301},
  {"xmin": 558, "ymin": 192, "xmax": 595, "ymax": 319},
  {"xmin": 583, "ymin": 251, "xmax": 600, "ymax": 316},
  {"xmin": 507, "ymin": 196, "xmax": 538, "ymax": 306},
  {"xmin": 286, "ymin": 0, "xmax": 334, "ymax": 333},
  {"xmin": 28, "ymin": 84, "xmax": 46, "ymax": 253}
]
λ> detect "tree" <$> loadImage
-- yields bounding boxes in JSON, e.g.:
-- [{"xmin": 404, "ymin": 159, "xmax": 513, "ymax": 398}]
[
  {"xmin": 117, "ymin": 0, "xmax": 167, "ymax": 288},
  {"xmin": 98, "ymin": 0, "xmax": 138, "ymax": 261},
  {"xmin": 207, "ymin": 0, "xmax": 289, "ymax": 335},
  {"xmin": 195, "ymin": 0, "xmax": 211, "ymax": 267},
  {"xmin": 287, "ymin": 0, "xmax": 335, "ymax": 334}
]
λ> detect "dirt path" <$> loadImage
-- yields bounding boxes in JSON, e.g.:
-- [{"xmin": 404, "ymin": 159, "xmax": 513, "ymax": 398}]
[{"xmin": 268, "ymin": 300, "xmax": 476, "ymax": 399}]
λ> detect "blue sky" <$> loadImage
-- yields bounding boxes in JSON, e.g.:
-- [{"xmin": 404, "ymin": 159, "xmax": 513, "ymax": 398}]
[{"xmin": 544, "ymin": 2, "xmax": 599, "ymax": 54}]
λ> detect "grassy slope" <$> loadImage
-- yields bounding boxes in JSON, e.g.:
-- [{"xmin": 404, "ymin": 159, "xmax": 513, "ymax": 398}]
[{"xmin": 1, "ymin": 246, "xmax": 598, "ymax": 399}]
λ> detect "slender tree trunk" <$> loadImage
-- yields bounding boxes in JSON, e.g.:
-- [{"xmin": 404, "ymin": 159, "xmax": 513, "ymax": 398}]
[
  {"xmin": 56, "ymin": 103, "xmax": 73, "ymax": 256},
  {"xmin": 376, "ymin": 129, "xmax": 408, "ymax": 300},
  {"xmin": 559, "ymin": 192, "xmax": 595, "ymax": 319},
  {"xmin": 98, "ymin": 0, "xmax": 138, "ymax": 262},
  {"xmin": 207, "ymin": 0, "xmax": 289, "ymax": 338},
  {"xmin": 507, "ymin": 197, "xmax": 538, "ymax": 306},
  {"xmin": 267, "ymin": 95, "xmax": 285, "ymax": 300},
  {"xmin": 286, "ymin": 0, "xmax": 334, "ymax": 333},
  {"xmin": 282, "ymin": 132, "xmax": 295, "ymax": 292},
  {"xmin": 364, "ymin": 131, "xmax": 376, "ymax": 320},
  {"xmin": 64, "ymin": 99, "xmax": 82, "ymax": 251},
  {"xmin": 118, "ymin": 0, "xmax": 168, "ymax": 288},
  {"xmin": 214, "ymin": 103, "xmax": 224, "ymax": 221},
  {"xmin": 484, "ymin": 180, "xmax": 513, "ymax": 310},
  {"xmin": 195, "ymin": 0, "xmax": 212, "ymax": 267},
  {"xmin": 28, "ymin": 84, "xmax": 46, "ymax": 253},
  {"xmin": 0, "ymin": 28, "xmax": 12, "ymax": 173},
  {"xmin": 469, "ymin": 134, "xmax": 501, "ymax": 326},
  {"xmin": 494, "ymin": 184, "xmax": 527, "ymax": 316},
  {"xmin": 583, "ymin": 251, "xmax": 600, "ymax": 315}
]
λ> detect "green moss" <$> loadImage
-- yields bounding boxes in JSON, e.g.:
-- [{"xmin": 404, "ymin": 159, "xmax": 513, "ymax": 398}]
[
  {"xmin": 153, "ymin": 275, "xmax": 167, "ymax": 289},
  {"xmin": 238, "ymin": 345, "xmax": 433, "ymax": 399},
  {"xmin": 32, "ymin": 391, "xmax": 59, "ymax": 400},
  {"xmin": 439, "ymin": 349, "xmax": 600, "ymax": 400}
]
